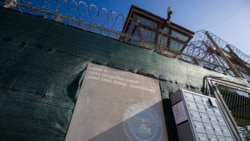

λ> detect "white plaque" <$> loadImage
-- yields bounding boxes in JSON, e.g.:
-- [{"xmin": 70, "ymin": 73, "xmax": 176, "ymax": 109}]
[
  {"xmin": 65, "ymin": 63, "xmax": 168, "ymax": 141},
  {"xmin": 172, "ymin": 101, "xmax": 188, "ymax": 125}
]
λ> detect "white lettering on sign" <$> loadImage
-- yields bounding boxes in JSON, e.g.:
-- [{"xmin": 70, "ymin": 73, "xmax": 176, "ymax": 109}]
[{"xmin": 86, "ymin": 65, "xmax": 156, "ymax": 93}]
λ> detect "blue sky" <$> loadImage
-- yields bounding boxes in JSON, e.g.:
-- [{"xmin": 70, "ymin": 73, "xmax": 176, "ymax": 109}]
[{"xmin": 83, "ymin": 0, "xmax": 250, "ymax": 55}]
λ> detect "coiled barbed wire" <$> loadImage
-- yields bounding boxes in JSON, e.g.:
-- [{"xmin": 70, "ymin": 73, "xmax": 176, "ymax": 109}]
[
  {"xmin": 183, "ymin": 30, "xmax": 250, "ymax": 65},
  {"xmin": 1, "ymin": 0, "xmax": 127, "ymax": 39},
  {"xmin": 182, "ymin": 30, "xmax": 250, "ymax": 80},
  {"xmin": 1, "ymin": 0, "xmax": 250, "ymax": 80}
]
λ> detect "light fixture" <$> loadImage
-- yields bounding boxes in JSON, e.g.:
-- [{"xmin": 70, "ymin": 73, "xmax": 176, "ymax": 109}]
[{"xmin": 166, "ymin": 6, "xmax": 173, "ymax": 23}]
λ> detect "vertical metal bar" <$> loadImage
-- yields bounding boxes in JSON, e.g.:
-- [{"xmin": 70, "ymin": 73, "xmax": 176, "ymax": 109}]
[
  {"xmin": 217, "ymin": 84, "xmax": 250, "ymax": 140},
  {"xmin": 235, "ymin": 88, "xmax": 239, "ymax": 124},
  {"xmin": 206, "ymin": 78, "xmax": 243, "ymax": 141}
]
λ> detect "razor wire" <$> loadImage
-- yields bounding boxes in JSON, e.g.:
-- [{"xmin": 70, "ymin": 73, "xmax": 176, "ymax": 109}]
[
  {"xmin": 182, "ymin": 30, "xmax": 250, "ymax": 78},
  {"xmin": 183, "ymin": 30, "xmax": 250, "ymax": 67},
  {"xmin": 181, "ymin": 30, "xmax": 232, "ymax": 75},
  {"xmin": 1, "ymin": 0, "xmax": 250, "ymax": 79},
  {"xmin": 1, "ymin": 0, "xmax": 127, "ymax": 39},
  {"xmin": 193, "ymin": 30, "xmax": 250, "ymax": 65}
]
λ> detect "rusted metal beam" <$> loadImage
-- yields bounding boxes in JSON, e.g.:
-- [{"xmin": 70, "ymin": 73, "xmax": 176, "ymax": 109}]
[{"xmin": 205, "ymin": 31, "xmax": 243, "ymax": 78}]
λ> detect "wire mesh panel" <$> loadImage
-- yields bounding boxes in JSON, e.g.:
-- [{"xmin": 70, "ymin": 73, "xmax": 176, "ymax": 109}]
[{"xmin": 215, "ymin": 83, "xmax": 250, "ymax": 141}]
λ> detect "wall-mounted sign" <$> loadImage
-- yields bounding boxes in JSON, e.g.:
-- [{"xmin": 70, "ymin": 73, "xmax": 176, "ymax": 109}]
[
  {"xmin": 172, "ymin": 101, "xmax": 188, "ymax": 125},
  {"xmin": 65, "ymin": 63, "xmax": 168, "ymax": 141}
]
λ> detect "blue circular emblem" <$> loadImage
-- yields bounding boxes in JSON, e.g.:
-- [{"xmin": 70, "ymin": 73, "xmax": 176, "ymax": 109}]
[{"xmin": 123, "ymin": 104, "xmax": 162, "ymax": 141}]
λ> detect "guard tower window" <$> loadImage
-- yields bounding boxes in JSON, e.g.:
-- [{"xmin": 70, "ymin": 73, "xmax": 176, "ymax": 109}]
[
  {"xmin": 136, "ymin": 15, "xmax": 157, "ymax": 29},
  {"xmin": 121, "ymin": 5, "xmax": 194, "ymax": 57},
  {"xmin": 158, "ymin": 34, "xmax": 168, "ymax": 48},
  {"xmin": 169, "ymin": 39, "xmax": 184, "ymax": 52},
  {"xmin": 171, "ymin": 30, "xmax": 189, "ymax": 42},
  {"xmin": 207, "ymin": 78, "xmax": 250, "ymax": 141}
]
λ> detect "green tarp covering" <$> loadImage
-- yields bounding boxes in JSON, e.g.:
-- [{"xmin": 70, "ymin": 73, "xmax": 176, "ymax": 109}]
[{"xmin": 0, "ymin": 8, "xmax": 249, "ymax": 141}]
